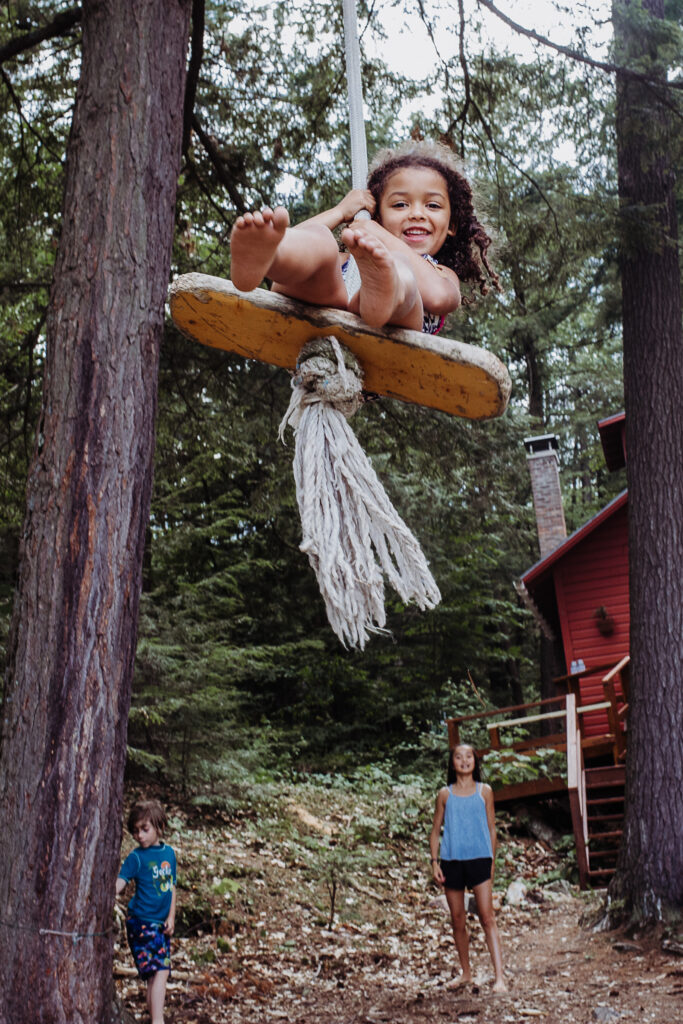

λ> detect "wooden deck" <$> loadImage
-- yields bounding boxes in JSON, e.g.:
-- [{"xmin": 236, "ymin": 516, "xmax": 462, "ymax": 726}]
[{"xmin": 445, "ymin": 655, "xmax": 630, "ymax": 887}]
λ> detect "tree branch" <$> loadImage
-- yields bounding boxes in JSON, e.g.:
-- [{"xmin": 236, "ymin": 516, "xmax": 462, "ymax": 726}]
[
  {"xmin": 0, "ymin": 6, "xmax": 82, "ymax": 65},
  {"xmin": 455, "ymin": 0, "xmax": 472, "ymax": 150},
  {"xmin": 1, "ymin": 66, "xmax": 64, "ymax": 160},
  {"xmin": 190, "ymin": 114, "xmax": 247, "ymax": 214},
  {"xmin": 475, "ymin": 0, "xmax": 682, "ymax": 91},
  {"xmin": 183, "ymin": 0, "xmax": 205, "ymax": 156}
]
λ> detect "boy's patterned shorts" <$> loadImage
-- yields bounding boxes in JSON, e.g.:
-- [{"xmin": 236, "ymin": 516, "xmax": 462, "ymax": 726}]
[{"xmin": 125, "ymin": 917, "xmax": 171, "ymax": 980}]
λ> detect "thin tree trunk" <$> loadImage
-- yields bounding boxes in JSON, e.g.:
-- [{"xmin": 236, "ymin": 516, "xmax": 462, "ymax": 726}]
[
  {"xmin": 0, "ymin": 1, "xmax": 191, "ymax": 1020},
  {"xmin": 609, "ymin": 0, "xmax": 683, "ymax": 923}
]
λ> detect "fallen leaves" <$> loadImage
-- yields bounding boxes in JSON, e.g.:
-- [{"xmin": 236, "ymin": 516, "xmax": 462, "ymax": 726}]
[{"xmin": 114, "ymin": 791, "xmax": 682, "ymax": 1024}]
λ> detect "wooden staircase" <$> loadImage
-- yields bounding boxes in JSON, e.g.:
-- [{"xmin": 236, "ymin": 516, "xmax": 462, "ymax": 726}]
[
  {"xmin": 445, "ymin": 657, "xmax": 631, "ymax": 889},
  {"xmin": 584, "ymin": 764, "xmax": 625, "ymax": 886}
]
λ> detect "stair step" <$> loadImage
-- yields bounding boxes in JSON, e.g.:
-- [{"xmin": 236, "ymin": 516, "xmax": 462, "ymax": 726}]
[
  {"xmin": 588, "ymin": 848, "xmax": 620, "ymax": 860},
  {"xmin": 587, "ymin": 868, "xmax": 615, "ymax": 879},
  {"xmin": 585, "ymin": 766, "xmax": 625, "ymax": 782},
  {"xmin": 587, "ymin": 796, "xmax": 624, "ymax": 806},
  {"xmin": 588, "ymin": 830, "xmax": 623, "ymax": 841},
  {"xmin": 587, "ymin": 813, "xmax": 624, "ymax": 823}
]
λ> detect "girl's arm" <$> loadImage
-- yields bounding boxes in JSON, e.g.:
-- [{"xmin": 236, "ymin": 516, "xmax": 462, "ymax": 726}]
[
  {"xmin": 483, "ymin": 783, "xmax": 497, "ymax": 882},
  {"xmin": 429, "ymin": 789, "xmax": 447, "ymax": 885},
  {"xmin": 296, "ymin": 189, "xmax": 376, "ymax": 232},
  {"xmin": 346, "ymin": 219, "xmax": 461, "ymax": 315},
  {"xmin": 115, "ymin": 877, "xmax": 127, "ymax": 896}
]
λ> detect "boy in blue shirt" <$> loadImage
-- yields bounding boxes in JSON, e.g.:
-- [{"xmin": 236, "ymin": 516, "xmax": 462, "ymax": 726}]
[{"xmin": 116, "ymin": 799, "xmax": 177, "ymax": 1024}]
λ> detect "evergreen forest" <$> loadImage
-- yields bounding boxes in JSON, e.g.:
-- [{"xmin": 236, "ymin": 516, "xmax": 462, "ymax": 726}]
[{"xmin": 2, "ymin": 0, "xmax": 675, "ymax": 803}]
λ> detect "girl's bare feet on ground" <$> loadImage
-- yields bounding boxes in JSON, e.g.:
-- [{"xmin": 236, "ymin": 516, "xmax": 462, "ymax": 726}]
[
  {"xmin": 341, "ymin": 227, "xmax": 422, "ymax": 330},
  {"xmin": 492, "ymin": 978, "xmax": 508, "ymax": 994},
  {"xmin": 445, "ymin": 976, "xmax": 472, "ymax": 991},
  {"xmin": 230, "ymin": 206, "xmax": 290, "ymax": 291}
]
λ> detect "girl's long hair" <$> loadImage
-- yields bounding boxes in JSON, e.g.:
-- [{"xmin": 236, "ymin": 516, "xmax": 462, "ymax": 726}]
[
  {"xmin": 447, "ymin": 744, "xmax": 482, "ymax": 785},
  {"xmin": 367, "ymin": 139, "xmax": 501, "ymax": 301}
]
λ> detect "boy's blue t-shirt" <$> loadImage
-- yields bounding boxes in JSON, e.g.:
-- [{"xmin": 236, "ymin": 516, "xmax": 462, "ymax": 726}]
[{"xmin": 118, "ymin": 842, "xmax": 176, "ymax": 923}]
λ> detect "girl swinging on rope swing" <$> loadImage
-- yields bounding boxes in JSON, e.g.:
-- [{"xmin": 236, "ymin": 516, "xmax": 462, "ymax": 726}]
[{"xmin": 230, "ymin": 139, "xmax": 501, "ymax": 333}]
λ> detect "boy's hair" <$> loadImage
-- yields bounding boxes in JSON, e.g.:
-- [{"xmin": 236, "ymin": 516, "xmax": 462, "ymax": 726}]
[
  {"xmin": 367, "ymin": 139, "xmax": 501, "ymax": 300},
  {"xmin": 446, "ymin": 744, "xmax": 483, "ymax": 785},
  {"xmin": 127, "ymin": 799, "xmax": 167, "ymax": 837}
]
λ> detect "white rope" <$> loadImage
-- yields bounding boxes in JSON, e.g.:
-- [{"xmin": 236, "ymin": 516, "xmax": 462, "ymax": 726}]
[
  {"xmin": 279, "ymin": 337, "xmax": 441, "ymax": 649},
  {"xmin": 342, "ymin": 0, "xmax": 369, "ymax": 189},
  {"xmin": 342, "ymin": 0, "xmax": 371, "ymax": 221}
]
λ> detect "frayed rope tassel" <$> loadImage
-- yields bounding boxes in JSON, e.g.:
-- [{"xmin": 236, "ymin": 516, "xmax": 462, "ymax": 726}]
[{"xmin": 279, "ymin": 335, "xmax": 441, "ymax": 649}]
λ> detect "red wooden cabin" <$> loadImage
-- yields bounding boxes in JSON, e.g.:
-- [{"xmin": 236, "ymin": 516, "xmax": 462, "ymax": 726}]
[
  {"xmin": 519, "ymin": 416, "xmax": 628, "ymax": 738},
  {"xmin": 447, "ymin": 415, "xmax": 631, "ymax": 886}
]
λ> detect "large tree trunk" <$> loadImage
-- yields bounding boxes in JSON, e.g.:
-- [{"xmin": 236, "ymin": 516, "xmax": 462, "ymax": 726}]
[
  {"xmin": 609, "ymin": 0, "xmax": 683, "ymax": 923},
  {"xmin": 0, "ymin": 1, "xmax": 191, "ymax": 1020}
]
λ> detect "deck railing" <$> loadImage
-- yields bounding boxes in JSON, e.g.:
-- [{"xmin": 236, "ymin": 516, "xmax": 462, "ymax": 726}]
[
  {"xmin": 601, "ymin": 655, "xmax": 630, "ymax": 762},
  {"xmin": 445, "ymin": 654, "xmax": 631, "ymax": 766},
  {"xmin": 566, "ymin": 692, "xmax": 589, "ymax": 885}
]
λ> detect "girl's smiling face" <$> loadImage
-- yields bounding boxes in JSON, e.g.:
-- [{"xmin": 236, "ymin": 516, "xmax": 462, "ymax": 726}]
[
  {"xmin": 452, "ymin": 745, "xmax": 476, "ymax": 775},
  {"xmin": 378, "ymin": 165, "xmax": 454, "ymax": 256}
]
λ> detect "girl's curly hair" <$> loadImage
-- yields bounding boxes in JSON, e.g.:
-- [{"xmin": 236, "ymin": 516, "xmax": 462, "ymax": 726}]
[{"xmin": 367, "ymin": 140, "xmax": 501, "ymax": 299}]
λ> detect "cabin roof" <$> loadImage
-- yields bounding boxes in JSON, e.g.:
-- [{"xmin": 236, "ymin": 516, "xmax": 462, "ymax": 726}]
[
  {"xmin": 521, "ymin": 489, "xmax": 628, "ymax": 588},
  {"xmin": 598, "ymin": 411, "xmax": 626, "ymax": 471}
]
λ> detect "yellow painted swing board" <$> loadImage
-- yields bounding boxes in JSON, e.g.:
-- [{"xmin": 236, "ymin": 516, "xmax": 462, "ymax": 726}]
[{"xmin": 169, "ymin": 274, "xmax": 511, "ymax": 420}]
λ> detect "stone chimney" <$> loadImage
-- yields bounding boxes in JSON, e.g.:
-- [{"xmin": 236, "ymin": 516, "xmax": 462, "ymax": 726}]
[{"xmin": 524, "ymin": 435, "xmax": 567, "ymax": 559}]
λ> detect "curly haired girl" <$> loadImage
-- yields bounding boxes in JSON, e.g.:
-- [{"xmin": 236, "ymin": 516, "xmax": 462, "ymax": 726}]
[{"xmin": 230, "ymin": 139, "xmax": 500, "ymax": 334}]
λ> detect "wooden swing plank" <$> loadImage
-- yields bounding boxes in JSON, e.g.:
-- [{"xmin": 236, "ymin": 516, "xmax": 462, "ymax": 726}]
[{"xmin": 169, "ymin": 274, "xmax": 511, "ymax": 420}]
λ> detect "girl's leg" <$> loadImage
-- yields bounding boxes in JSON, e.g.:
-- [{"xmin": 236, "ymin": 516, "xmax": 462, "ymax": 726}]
[
  {"xmin": 341, "ymin": 227, "xmax": 423, "ymax": 330},
  {"xmin": 146, "ymin": 969, "xmax": 169, "ymax": 1024},
  {"xmin": 230, "ymin": 207, "xmax": 348, "ymax": 307},
  {"xmin": 472, "ymin": 880, "xmax": 507, "ymax": 992},
  {"xmin": 444, "ymin": 888, "xmax": 473, "ymax": 984}
]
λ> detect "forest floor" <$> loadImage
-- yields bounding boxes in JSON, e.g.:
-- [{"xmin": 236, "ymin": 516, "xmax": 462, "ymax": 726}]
[{"xmin": 114, "ymin": 784, "xmax": 683, "ymax": 1024}]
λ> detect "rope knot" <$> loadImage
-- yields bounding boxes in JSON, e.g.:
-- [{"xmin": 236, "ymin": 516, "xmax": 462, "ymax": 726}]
[
  {"xmin": 279, "ymin": 334, "xmax": 440, "ymax": 649},
  {"xmin": 280, "ymin": 337, "xmax": 363, "ymax": 438}
]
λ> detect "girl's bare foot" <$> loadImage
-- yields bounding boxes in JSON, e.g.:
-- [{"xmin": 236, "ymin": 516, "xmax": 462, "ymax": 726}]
[
  {"xmin": 341, "ymin": 227, "xmax": 421, "ymax": 329},
  {"xmin": 492, "ymin": 978, "xmax": 508, "ymax": 994},
  {"xmin": 445, "ymin": 975, "xmax": 472, "ymax": 991},
  {"xmin": 230, "ymin": 206, "xmax": 290, "ymax": 291}
]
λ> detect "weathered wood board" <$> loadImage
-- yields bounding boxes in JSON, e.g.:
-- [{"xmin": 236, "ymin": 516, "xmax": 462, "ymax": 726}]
[{"xmin": 169, "ymin": 274, "xmax": 511, "ymax": 420}]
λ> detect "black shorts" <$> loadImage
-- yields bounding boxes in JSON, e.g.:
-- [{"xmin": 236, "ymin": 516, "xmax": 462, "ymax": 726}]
[{"xmin": 441, "ymin": 857, "xmax": 492, "ymax": 891}]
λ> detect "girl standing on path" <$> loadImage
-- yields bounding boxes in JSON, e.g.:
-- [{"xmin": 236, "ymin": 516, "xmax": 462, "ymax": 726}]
[
  {"xmin": 230, "ymin": 139, "xmax": 499, "ymax": 335},
  {"xmin": 429, "ymin": 744, "xmax": 507, "ymax": 993}
]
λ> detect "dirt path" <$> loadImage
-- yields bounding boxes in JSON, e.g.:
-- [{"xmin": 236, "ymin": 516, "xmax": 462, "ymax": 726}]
[
  {"xmin": 115, "ymin": 800, "xmax": 681, "ymax": 1024},
  {"xmin": 120, "ymin": 889, "xmax": 682, "ymax": 1023}
]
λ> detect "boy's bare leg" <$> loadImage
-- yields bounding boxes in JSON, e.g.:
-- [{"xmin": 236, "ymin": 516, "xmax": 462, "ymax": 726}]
[
  {"xmin": 341, "ymin": 227, "xmax": 423, "ymax": 330},
  {"xmin": 146, "ymin": 969, "xmax": 169, "ymax": 1024},
  {"xmin": 230, "ymin": 207, "xmax": 348, "ymax": 307}
]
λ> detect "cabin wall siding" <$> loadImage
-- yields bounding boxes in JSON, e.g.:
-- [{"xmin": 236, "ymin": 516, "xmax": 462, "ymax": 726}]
[{"xmin": 554, "ymin": 505, "xmax": 630, "ymax": 735}]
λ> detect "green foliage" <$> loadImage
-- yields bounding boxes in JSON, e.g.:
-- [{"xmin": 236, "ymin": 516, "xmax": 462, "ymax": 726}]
[
  {"xmin": 481, "ymin": 747, "xmax": 568, "ymax": 788},
  {"xmin": 3, "ymin": 0, "xmax": 670, "ymax": 784}
]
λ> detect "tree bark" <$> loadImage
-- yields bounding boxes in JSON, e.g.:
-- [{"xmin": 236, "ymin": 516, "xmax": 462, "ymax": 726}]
[
  {"xmin": 0, "ymin": 1, "xmax": 191, "ymax": 1020},
  {"xmin": 609, "ymin": 0, "xmax": 683, "ymax": 923}
]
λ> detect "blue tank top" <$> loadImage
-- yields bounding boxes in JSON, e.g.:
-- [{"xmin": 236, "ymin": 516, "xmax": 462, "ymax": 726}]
[{"xmin": 440, "ymin": 782, "xmax": 493, "ymax": 861}]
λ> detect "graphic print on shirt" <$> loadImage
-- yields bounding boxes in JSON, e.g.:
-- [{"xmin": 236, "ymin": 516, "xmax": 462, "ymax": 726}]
[
  {"xmin": 155, "ymin": 860, "xmax": 175, "ymax": 892},
  {"xmin": 151, "ymin": 858, "xmax": 174, "ymax": 895}
]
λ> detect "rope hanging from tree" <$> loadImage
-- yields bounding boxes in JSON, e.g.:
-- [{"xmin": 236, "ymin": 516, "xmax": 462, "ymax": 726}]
[
  {"xmin": 279, "ymin": 336, "xmax": 440, "ymax": 649},
  {"xmin": 170, "ymin": 4, "xmax": 509, "ymax": 646},
  {"xmin": 275, "ymin": 1, "xmax": 440, "ymax": 647}
]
